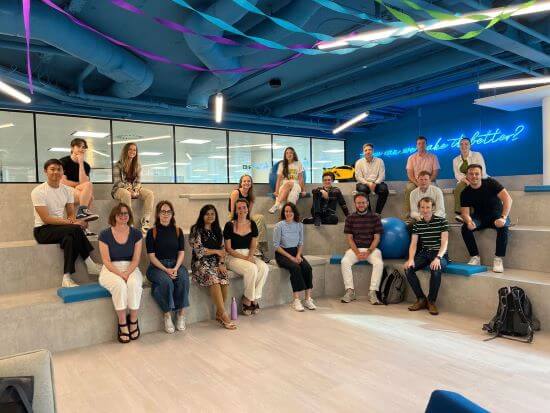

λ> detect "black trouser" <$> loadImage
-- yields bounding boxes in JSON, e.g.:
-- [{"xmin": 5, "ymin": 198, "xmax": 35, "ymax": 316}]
[
  {"xmin": 275, "ymin": 247, "xmax": 313, "ymax": 292},
  {"xmin": 303, "ymin": 190, "xmax": 339, "ymax": 225},
  {"xmin": 355, "ymin": 182, "xmax": 389, "ymax": 214},
  {"xmin": 33, "ymin": 224, "xmax": 94, "ymax": 274},
  {"xmin": 405, "ymin": 250, "xmax": 448, "ymax": 303},
  {"xmin": 461, "ymin": 215, "xmax": 509, "ymax": 257}
]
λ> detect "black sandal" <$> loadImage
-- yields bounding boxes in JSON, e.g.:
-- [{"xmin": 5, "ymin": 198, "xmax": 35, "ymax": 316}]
[
  {"xmin": 127, "ymin": 315, "xmax": 140, "ymax": 340},
  {"xmin": 253, "ymin": 302, "xmax": 260, "ymax": 315},
  {"xmin": 118, "ymin": 323, "xmax": 130, "ymax": 344}
]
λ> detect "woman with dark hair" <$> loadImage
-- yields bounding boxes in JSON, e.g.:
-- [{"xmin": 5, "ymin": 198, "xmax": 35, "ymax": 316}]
[
  {"xmin": 112, "ymin": 142, "xmax": 155, "ymax": 235},
  {"xmin": 273, "ymin": 202, "xmax": 316, "ymax": 312},
  {"xmin": 189, "ymin": 204, "xmax": 236, "ymax": 330},
  {"xmin": 228, "ymin": 174, "xmax": 268, "ymax": 261},
  {"xmin": 98, "ymin": 203, "xmax": 144, "ymax": 343},
  {"xmin": 269, "ymin": 147, "xmax": 306, "ymax": 214},
  {"xmin": 145, "ymin": 200, "xmax": 190, "ymax": 334},
  {"xmin": 224, "ymin": 198, "xmax": 269, "ymax": 316}
]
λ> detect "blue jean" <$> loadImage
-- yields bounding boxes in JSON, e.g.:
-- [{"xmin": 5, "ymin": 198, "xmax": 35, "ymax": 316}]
[
  {"xmin": 405, "ymin": 249, "xmax": 448, "ymax": 303},
  {"xmin": 146, "ymin": 259, "xmax": 190, "ymax": 313}
]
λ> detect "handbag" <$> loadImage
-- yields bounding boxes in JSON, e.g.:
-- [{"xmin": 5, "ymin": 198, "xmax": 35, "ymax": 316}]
[{"xmin": 0, "ymin": 376, "xmax": 34, "ymax": 413}]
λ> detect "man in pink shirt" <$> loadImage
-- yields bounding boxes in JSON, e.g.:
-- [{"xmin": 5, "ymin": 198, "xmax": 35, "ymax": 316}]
[{"xmin": 404, "ymin": 136, "xmax": 440, "ymax": 218}]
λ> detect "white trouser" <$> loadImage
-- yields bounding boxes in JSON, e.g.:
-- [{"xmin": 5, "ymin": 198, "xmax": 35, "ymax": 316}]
[
  {"xmin": 99, "ymin": 261, "xmax": 143, "ymax": 311},
  {"xmin": 341, "ymin": 248, "xmax": 384, "ymax": 291},
  {"xmin": 279, "ymin": 179, "xmax": 301, "ymax": 205},
  {"xmin": 225, "ymin": 249, "xmax": 269, "ymax": 301}
]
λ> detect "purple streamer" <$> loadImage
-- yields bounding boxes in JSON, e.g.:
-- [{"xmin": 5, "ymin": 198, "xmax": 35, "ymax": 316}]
[
  {"xmin": 38, "ymin": 0, "xmax": 302, "ymax": 75},
  {"xmin": 23, "ymin": 0, "xmax": 33, "ymax": 94},
  {"xmin": 111, "ymin": 0, "xmax": 143, "ymax": 15}
]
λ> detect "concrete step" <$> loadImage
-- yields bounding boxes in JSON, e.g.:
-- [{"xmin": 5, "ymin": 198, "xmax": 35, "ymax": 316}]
[{"xmin": 0, "ymin": 256, "xmax": 329, "ymax": 357}]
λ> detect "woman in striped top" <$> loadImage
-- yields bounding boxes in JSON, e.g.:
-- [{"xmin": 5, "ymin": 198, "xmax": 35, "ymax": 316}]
[{"xmin": 404, "ymin": 196, "xmax": 449, "ymax": 315}]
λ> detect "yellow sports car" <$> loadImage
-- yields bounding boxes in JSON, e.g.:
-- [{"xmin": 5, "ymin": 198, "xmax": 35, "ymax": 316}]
[{"xmin": 323, "ymin": 165, "xmax": 355, "ymax": 182}]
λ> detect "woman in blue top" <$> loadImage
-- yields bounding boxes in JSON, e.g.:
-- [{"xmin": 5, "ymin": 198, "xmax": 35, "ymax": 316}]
[
  {"xmin": 146, "ymin": 200, "xmax": 190, "ymax": 334},
  {"xmin": 274, "ymin": 202, "xmax": 316, "ymax": 312},
  {"xmin": 99, "ymin": 203, "xmax": 143, "ymax": 344}
]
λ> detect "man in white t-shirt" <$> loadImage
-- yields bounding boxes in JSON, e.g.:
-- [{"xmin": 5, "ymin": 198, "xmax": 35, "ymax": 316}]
[
  {"xmin": 31, "ymin": 159, "xmax": 101, "ymax": 287},
  {"xmin": 409, "ymin": 171, "xmax": 445, "ymax": 223}
]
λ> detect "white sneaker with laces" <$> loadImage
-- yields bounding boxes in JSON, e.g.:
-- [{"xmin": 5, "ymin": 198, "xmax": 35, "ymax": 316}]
[
  {"xmin": 268, "ymin": 204, "xmax": 279, "ymax": 214},
  {"xmin": 303, "ymin": 298, "xmax": 317, "ymax": 310},
  {"xmin": 164, "ymin": 315, "xmax": 175, "ymax": 334},
  {"xmin": 291, "ymin": 298, "xmax": 305, "ymax": 312},
  {"xmin": 176, "ymin": 315, "xmax": 186, "ymax": 331},
  {"xmin": 468, "ymin": 256, "xmax": 481, "ymax": 266},
  {"xmin": 61, "ymin": 276, "xmax": 79, "ymax": 288},
  {"xmin": 493, "ymin": 257, "xmax": 504, "ymax": 273},
  {"xmin": 141, "ymin": 218, "xmax": 151, "ymax": 235}
]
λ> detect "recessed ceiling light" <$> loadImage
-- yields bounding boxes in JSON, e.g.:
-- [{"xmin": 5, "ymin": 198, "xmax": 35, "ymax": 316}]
[
  {"xmin": 180, "ymin": 139, "xmax": 211, "ymax": 144},
  {"xmin": 208, "ymin": 155, "xmax": 227, "ymax": 159},
  {"xmin": 71, "ymin": 131, "xmax": 110, "ymax": 138},
  {"xmin": 0, "ymin": 123, "xmax": 15, "ymax": 129}
]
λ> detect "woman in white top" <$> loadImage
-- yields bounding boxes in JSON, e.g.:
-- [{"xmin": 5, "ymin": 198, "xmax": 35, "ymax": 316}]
[
  {"xmin": 269, "ymin": 147, "xmax": 306, "ymax": 214},
  {"xmin": 452, "ymin": 137, "xmax": 487, "ymax": 220}
]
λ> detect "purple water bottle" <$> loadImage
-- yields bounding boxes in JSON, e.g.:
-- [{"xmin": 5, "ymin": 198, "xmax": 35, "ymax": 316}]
[{"xmin": 231, "ymin": 297, "xmax": 238, "ymax": 321}]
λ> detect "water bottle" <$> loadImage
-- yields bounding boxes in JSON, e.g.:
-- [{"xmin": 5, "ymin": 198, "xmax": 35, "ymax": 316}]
[{"xmin": 231, "ymin": 297, "xmax": 238, "ymax": 321}]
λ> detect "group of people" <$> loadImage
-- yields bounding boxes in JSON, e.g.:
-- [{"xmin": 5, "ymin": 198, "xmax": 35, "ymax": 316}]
[{"xmin": 30, "ymin": 138, "xmax": 512, "ymax": 341}]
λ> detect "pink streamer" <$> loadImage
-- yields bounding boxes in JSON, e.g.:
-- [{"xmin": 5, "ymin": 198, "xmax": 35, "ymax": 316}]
[{"xmin": 22, "ymin": 0, "xmax": 33, "ymax": 94}]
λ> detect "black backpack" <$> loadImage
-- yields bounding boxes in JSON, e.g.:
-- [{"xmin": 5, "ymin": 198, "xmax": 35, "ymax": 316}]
[
  {"xmin": 376, "ymin": 268, "xmax": 406, "ymax": 305},
  {"xmin": 483, "ymin": 286, "xmax": 540, "ymax": 343}
]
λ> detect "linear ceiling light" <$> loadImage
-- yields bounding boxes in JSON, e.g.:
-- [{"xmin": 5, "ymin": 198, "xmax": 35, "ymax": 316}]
[
  {"xmin": 91, "ymin": 149, "xmax": 110, "ymax": 157},
  {"xmin": 318, "ymin": 2, "xmax": 550, "ymax": 50},
  {"xmin": 180, "ymin": 139, "xmax": 211, "ymax": 144},
  {"xmin": 71, "ymin": 131, "xmax": 110, "ymax": 138},
  {"xmin": 0, "ymin": 80, "xmax": 31, "ymax": 104},
  {"xmin": 333, "ymin": 112, "xmax": 368, "ymax": 134},
  {"xmin": 143, "ymin": 162, "xmax": 169, "ymax": 167},
  {"xmin": 48, "ymin": 147, "xmax": 71, "ymax": 152},
  {"xmin": 0, "ymin": 123, "xmax": 15, "ymax": 129},
  {"xmin": 140, "ymin": 152, "xmax": 162, "ymax": 156},
  {"xmin": 111, "ymin": 135, "xmax": 172, "ymax": 145},
  {"xmin": 479, "ymin": 76, "xmax": 550, "ymax": 90},
  {"xmin": 215, "ymin": 93, "xmax": 223, "ymax": 123}
]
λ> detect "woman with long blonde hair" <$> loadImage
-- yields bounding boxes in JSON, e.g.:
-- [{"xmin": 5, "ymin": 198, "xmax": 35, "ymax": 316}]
[{"xmin": 112, "ymin": 142, "xmax": 155, "ymax": 235}]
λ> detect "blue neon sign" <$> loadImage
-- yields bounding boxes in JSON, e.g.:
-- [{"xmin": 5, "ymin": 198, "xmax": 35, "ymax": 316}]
[{"xmin": 366, "ymin": 124, "xmax": 525, "ymax": 158}]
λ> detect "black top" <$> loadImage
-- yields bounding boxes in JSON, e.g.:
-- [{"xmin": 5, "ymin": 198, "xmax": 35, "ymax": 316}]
[
  {"xmin": 145, "ymin": 225, "xmax": 185, "ymax": 260},
  {"xmin": 223, "ymin": 220, "xmax": 259, "ymax": 250},
  {"xmin": 313, "ymin": 186, "xmax": 349, "ymax": 216},
  {"xmin": 59, "ymin": 156, "xmax": 91, "ymax": 182},
  {"xmin": 228, "ymin": 189, "xmax": 251, "ymax": 212},
  {"xmin": 461, "ymin": 178, "xmax": 504, "ymax": 218},
  {"xmin": 98, "ymin": 227, "xmax": 142, "ymax": 262}
]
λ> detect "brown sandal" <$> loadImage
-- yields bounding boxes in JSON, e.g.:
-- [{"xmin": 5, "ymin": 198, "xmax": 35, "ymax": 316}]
[{"xmin": 216, "ymin": 313, "xmax": 237, "ymax": 330}]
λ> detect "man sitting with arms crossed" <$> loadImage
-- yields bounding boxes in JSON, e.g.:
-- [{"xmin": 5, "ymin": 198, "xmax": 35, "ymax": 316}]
[
  {"xmin": 409, "ymin": 170, "xmax": 445, "ymax": 225},
  {"xmin": 32, "ymin": 159, "xmax": 101, "ymax": 287},
  {"xmin": 59, "ymin": 138, "xmax": 99, "ymax": 225},
  {"xmin": 460, "ymin": 164, "xmax": 512, "ymax": 273},
  {"xmin": 303, "ymin": 171, "xmax": 349, "ymax": 226},
  {"xmin": 340, "ymin": 193, "xmax": 384, "ymax": 305},
  {"xmin": 404, "ymin": 197, "xmax": 449, "ymax": 315}
]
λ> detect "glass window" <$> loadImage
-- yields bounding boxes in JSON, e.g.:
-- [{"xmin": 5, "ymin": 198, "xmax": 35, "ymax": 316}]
[
  {"xmin": 228, "ymin": 131, "xmax": 271, "ymax": 183},
  {"xmin": 0, "ymin": 111, "xmax": 35, "ymax": 182},
  {"xmin": 311, "ymin": 139, "xmax": 345, "ymax": 183},
  {"xmin": 175, "ymin": 127, "xmax": 227, "ymax": 183},
  {"xmin": 272, "ymin": 135, "xmax": 311, "ymax": 183},
  {"xmin": 36, "ymin": 114, "xmax": 112, "ymax": 182},
  {"xmin": 111, "ymin": 121, "xmax": 174, "ymax": 183}
]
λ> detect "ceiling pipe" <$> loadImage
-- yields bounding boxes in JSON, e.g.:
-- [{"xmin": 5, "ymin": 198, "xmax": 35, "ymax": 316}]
[
  {"xmin": 0, "ymin": 0, "xmax": 153, "ymax": 98},
  {"xmin": 0, "ymin": 38, "xmax": 69, "ymax": 56},
  {"xmin": 77, "ymin": 64, "xmax": 95, "ymax": 95}
]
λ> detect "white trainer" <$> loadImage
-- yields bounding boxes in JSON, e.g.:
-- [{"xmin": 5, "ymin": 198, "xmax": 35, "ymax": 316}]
[
  {"xmin": 291, "ymin": 298, "xmax": 305, "ymax": 312},
  {"xmin": 493, "ymin": 257, "xmax": 504, "ymax": 273},
  {"xmin": 468, "ymin": 256, "xmax": 481, "ymax": 266},
  {"xmin": 164, "ymin": 315, "xmax": 175, "ymax": 334},
  {"xmin": 268, "ymin": 204, "xmax": 279, "ymax": 214},
  {"xmin": 61, "ymin": 276, "xmax": 79, "ymax": 288},
  {"xmin": 176, "ymin": 315, "xmax": 186, "ymax": 331},
  {"xmin": 303, "ymin": 298, "xmax": 317, "ymax": 310}
]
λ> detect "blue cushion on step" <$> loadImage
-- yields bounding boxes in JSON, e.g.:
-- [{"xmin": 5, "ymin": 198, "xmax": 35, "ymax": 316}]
[
  {"xmin": 426, "ymin": 390, "xmax": 489, "ymax": 413},
  {"xmin": 524, "ymin": 185, "xmax": 550, "ymax": 192},
  {"xmin": 57, "ymin": 283, "xmax": 111, "ymax": 303},
  {"xmin": 330, "ymin": 255, "xmax": 368, "ymax": 265}
]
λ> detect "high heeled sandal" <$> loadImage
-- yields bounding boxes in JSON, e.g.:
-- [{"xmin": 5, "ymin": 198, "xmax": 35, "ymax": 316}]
[
  {"xmin": 118, "ymin": 323, "xmax": 131, "ymax": 344},
  {"xmin": 127, "ymin": 315, "xmax": 140, "ymax": 340}
]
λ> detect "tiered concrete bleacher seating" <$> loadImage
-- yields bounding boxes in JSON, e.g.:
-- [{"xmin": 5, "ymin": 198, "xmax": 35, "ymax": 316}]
[{"xmin": 1, "ymin": 179, "xmax": 549, "ymax": 357}]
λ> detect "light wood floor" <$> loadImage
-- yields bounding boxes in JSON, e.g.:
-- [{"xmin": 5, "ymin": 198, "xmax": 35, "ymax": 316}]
[{"xmin": 53, "ymin": 298, "xmax": 550, "ymax": 413}]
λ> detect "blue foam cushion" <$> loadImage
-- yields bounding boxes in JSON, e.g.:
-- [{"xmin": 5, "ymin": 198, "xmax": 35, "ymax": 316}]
[
  {"xmin": 426, "ymin": 390, "xmax": 489, "ymax": 413},
  {"xmin": 524, "ymin": 185, "xmax": 550, "ymax": 192},
  {"xmin": 329, "ymin": 256, "xmax": 487, "ymax": 275},
  {"xmin": 57, "ymin": 283, "xmax": 111, "ymax": 303}
]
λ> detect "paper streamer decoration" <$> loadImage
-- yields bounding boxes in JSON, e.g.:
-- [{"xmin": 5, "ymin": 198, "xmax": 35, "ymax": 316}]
[{"xmin": 22, "ymin": 0, "xmax": 33, "ymax": 94}]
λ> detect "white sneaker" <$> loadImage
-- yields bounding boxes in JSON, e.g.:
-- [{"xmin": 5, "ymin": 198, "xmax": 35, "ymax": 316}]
[
  {"xmin": 86, "ymin": 262, "xmax": 102, "ymax": 275},
  {"xmin": 493, "ymin": 257, "xmax": 504, "ymax": 273},
  {"xmin": 303, "ymin": 298, "xmax": 317, "ymax": 310},
  {"xmin": 164, "ymin": 315, "xmax": 175, "ymax": 334},
  {"xmin": 176, "ymin": 315, "xmax": 186, "ymax": 331},
  {"xmin": 268, "ymin": 204, "xmax": 279, "ymax": 214},
  {"xmin": 291, "ymin": 298, "xmax": 305, "ymax": 312},
  {"xmin": 61, "ymin": 276, "xmax": 79, "ymax": 288},
  {"xmin": 141, "ymin": 218, "xmax": 152, "ymax": 235},
  {"xmin": 468, "ymin": 256, "xmax": 481, "ymax": 266}
]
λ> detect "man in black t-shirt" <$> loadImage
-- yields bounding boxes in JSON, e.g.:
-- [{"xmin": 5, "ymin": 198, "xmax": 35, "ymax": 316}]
[
  {"xmin": 460, "ymin": 164, "xmax": 512, "ymax": 273},
  {"xmin": 303, "ymin": 172, "xmax": 349, "ymax": 226},
  {"xmin": 60, "ymin": 138, "xmax": 98, "ymax": 223}
]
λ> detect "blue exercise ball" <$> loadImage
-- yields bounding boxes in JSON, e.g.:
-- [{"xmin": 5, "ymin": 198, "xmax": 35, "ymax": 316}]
[{"xmin": 379, "ymin": 217, "xmax": 410, "ymax": 259}]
